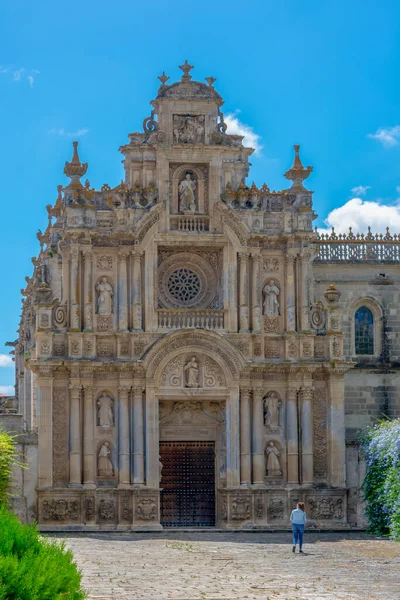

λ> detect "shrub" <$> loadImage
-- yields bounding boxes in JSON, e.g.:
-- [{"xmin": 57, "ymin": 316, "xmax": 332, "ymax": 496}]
[
  {"xmin": 360, "ymin": 418, "xmax": 400, "ymax": 540},
  {"xmin": 0, "ymin": 505, "xmax": 86, "ymax": 599}
]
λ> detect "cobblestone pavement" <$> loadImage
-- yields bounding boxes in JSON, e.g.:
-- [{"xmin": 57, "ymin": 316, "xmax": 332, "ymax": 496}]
[{"xmin": 61, "ymin": 531, "xmax": 400, "ymax": 600}]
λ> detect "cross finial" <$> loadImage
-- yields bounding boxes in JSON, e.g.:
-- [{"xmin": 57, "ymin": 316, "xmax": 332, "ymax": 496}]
[
  {"xmin": 158, "ymin": 71, "xmax": 169, "ymax": 86},
  {"xmin": 206, "ymin": 76, "xmax": 216, "ymax": 87},
  {"xmin": 179, "ymin": 60, "xmax": 194, "ymax": 81}
]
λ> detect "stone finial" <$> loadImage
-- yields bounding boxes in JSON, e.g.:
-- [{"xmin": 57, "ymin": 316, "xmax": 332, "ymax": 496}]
[
  {"xmin": 206, "ymin": 76, "xmax": 216, "ymax": 87},
  {"xmin": 63, "ymin": 141, "xmax": 88, "ymax": 189},
  {"xmin": 284, "ymin": 144, "xmax": 313, "ymax": 191},
  {"xmin": 158, "ymin": 71, "xmax": 169, "ymax": 86},
  {"xmin": 324, "ymin": 284, "xmax": 341, "ymax": 304},
  {"xmin": 179, "ymin": 60, "xmax": 194, "ymax": 81}
]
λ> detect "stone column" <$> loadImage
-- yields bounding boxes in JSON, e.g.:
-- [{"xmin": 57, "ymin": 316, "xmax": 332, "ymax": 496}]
[
  {"xmin": 83, "ymin": 384, "xmax": 95, "ymax": 487},
  {"xmin": 133, "ymin": 384, "xmax": 144, "ymax": 485},
  {"xmin": 238, "ymin": 252, "xmax": 249, "ymax": 333},
  {"xmin": 300, "ymin": 252, "xmax": 311, "ymax": 331},
  {"xmin": 70, "ymin": 246, "xmax": 81, "ymax": 331},
  {"xmin": 145, "ymin": 386, "xmax": 158, "ymax": 487},
  {"xmin": 252, "ymin": 386, "xmax": 265, "ymax": 484},
  {"xmin": 37, "ymin": 370, "xmax": 53, "ymax": 488},
  {"xmin": 69, "ymin": 384, "xmax": 82, "ymax": 486},
  {"xmin": 286, "ymin": 386, "xmax": 299, "ymax": 484},
  {"xmin": 327, "ymin": 373, "xmax": 346, "ymax": 487},
  {"xmin": 285, "ymin": 255, "xmax": 296, "ymax": 331},
  {"xmin": 132, "ymin": 250, "xmax": 143, "ymax": 331},
  {"xmin": 300, "ymin": 387, "xmax": 314, "ymax": 485},
  {"xmin": 118, "ymin": 252, "xmax": 129, "ymax": 331},
  {"xmin": 251, "ymin": 254, "xmax": 261, "ymax": 333},
  {"xmin": 240, "ymin": 387, "xmax": 251, "ymax": 485},
  {"xmin": 82, "ymin": 252, "xmax": 93, "ymax": 331},
  {"xmin": 118, "ymin": 385, "xmax": 131, "ymax": 487},
  {"xmin": 226, "ymin": 388, "xmax": 240, "ymax": 487}
]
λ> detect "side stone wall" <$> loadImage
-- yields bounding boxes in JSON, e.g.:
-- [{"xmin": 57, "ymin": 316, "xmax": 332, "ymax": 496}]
[{"xmin": 0, "ymin": 414, "xmax": 38, "ymax": 522}]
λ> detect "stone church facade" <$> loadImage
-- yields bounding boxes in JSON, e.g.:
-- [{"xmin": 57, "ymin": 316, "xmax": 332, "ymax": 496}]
[{"xmin": 7, "ymin": 62, "xmax": 400, "ymax": 530}]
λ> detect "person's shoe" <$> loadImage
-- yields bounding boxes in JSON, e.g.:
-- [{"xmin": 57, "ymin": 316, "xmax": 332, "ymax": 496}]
[
  {"xmin": 292, "ymin": 545, "xmax": 296, "ymax": 553},
  {"xmin": 299, "ymin": 550, "xmax": 304, "ymax": 553}
]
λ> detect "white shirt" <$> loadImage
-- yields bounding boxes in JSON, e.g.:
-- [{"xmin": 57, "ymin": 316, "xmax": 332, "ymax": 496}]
[{"xmin": 290, "ymin": 508, "xmax": 307, "ymax": 525}]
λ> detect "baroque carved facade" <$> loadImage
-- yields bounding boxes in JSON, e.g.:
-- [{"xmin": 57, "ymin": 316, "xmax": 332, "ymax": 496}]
[{"xmin": 9, "ymin": 61, "xmax": 400, "ymax": 530}]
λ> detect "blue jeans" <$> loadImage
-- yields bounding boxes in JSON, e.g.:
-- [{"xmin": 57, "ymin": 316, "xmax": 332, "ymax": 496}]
[{"xmin": 292, "ymin": 524, "xmax": 304, "ymax": 549}]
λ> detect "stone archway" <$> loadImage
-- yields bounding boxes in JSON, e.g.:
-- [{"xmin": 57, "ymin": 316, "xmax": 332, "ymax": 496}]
[{"xmin": 142, "ymin": 330, "xmax": 244, "ymax": 526}]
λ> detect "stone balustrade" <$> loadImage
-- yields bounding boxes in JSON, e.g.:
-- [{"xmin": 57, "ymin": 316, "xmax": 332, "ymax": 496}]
[
  {"xmin": 170, "ymin": 215, "xmax": 210, "ymax": 232},
  {"xmin": 157, "ymin": 309, "xmax": 224, "ymax": 330},
  {"xmin": 316, "ymin": 227, "xmax": 400, "ymax": 262}
]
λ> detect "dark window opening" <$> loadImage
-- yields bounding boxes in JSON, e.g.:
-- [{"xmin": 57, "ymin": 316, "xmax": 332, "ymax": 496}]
[{"xmin": 355, "ymin": 306, "xmax": 374, "ymax": 355}]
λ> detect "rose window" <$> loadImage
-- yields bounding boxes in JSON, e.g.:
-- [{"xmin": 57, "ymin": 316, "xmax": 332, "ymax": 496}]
[{"xmin": 167, "ymin": 268, "xmax": 201, "ymax": 303}]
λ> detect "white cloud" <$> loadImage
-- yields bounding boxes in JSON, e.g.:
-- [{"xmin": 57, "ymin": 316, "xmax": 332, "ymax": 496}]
[
  {"xmin": 0, "ymin": 385, "xmax": 15, "ymax": 395},
  {"xmin": 225, "ymin": 111, "xmax": 262, "ymax": 154},
  {"xmin": 49, "ymin": 128, "xmax": 89, "ymax": 137},
  {"xmin": 351, "ymin": 185, "xmax": 371, "ymax": 196},
  {"xmin": 319, "ymin": 197, "xmax": 400, "ymax": 235},
  {"xmin": 368, "ymin": 126, "xmax": 400, "ymax": 147},
  {"xmin": 13, "ymin": 68, "xmax": 24, "ymax": 81},
  {"xmin": 1, "ymin": 65, "xmax": 39, "ymax": 87},
  {"xmin": 0, "ymin": 354, "xmax": 13, "ymax": 367}
]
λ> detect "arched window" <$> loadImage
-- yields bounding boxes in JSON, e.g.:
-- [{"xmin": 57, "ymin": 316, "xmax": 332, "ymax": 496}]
[{"xmin": 355, "ymin": 306, "xmax": 374, "ymax": 355}]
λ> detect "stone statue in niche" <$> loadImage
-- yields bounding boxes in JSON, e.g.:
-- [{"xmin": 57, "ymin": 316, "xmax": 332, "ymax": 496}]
[
  {"xmin": 179, "ymin": 173, "xmax": 197, "ymax": 214},
  {"xmin": 184, "ymin": 357, "xmax": 200, "ymax": 388},
  {"xmin": 173, "ymin": 115, "xmax": 204, "ymax": 144},
  {"xmin": 264, "ymin": 392, "xmax": 281, "ymax": 430},
  {"xmin": 265, "ymin": 442, "xmax": 282, "ymax": 476},
  {"xmin": 97, "ymin": 392, "xmax": 114, "ymax": 427},
  {"xmin": 263, "ymin": 280, "xmax": 280, "ymax": 317},
  {"xmin": 96, "ymin": 277, "xmax": 114, "ymax": 314},
  {"xmin": 97, "ymin": 442, "xmax": 114, "ymax": 477}
]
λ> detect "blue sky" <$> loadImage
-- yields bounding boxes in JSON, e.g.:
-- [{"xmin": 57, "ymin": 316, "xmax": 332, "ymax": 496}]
[{"xmin": 1, "ymin": 0, "xmax": 400, "ymax": 391}]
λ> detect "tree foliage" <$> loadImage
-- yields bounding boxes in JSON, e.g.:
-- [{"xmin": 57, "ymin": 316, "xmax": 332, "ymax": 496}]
[
  {"xmin": 0, "ymin": 428, "xmax": 23, "ymax": 506},
  {"xmin": 360, "ymin": 419, "xmax": 400, "ymax": 540}
]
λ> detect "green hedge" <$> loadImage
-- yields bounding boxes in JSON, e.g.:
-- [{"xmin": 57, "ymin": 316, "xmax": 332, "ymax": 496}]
[
  {"xmin": 360, "ymin": 419, "xmax": 400, "ymax": 540},
  {"xmin": 0, "ymin": 429, "xmax": 86, "ymax": 599},
  {"xmin": 0, "ymin": 506, "xmax": 86, "ymax": 599}
]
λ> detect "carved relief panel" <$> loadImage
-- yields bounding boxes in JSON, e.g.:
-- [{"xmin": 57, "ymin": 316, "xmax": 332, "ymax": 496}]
[
  {"xmin": 173, "ymin": 115, "xmax": 205, "ymax": 144},
  {"xmin": 160, "ymin": 354, "xmax": 225, "ymax": 388}
]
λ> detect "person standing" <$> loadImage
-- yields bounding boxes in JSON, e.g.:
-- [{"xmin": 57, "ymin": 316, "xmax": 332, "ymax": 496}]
[{"xmin": 290, "ymin": 502, "xmax": 307, "ymax": 553}]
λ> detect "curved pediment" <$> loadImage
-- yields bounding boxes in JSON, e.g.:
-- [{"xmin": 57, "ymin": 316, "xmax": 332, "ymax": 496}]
[{"xmin": 143, "ymin": 329, "xmax": 245, "ymax": 380}]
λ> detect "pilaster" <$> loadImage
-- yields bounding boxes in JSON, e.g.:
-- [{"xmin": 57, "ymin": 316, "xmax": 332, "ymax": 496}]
[
  {"xmin": 250, "ymin": 253, "xmax": 261, "ymax": 333},
  {"xmin": 118, "ymin": 384, "xmax": 131, "ymax": 487},
  {"xmin": 69, "ymin": 381, "xmax": 82, "ymax": 486},
  {"xmin": 238, "ymin": 252, "xmax": 249, "ymax": 333},
  {"xmin": 239, "ymin": 386, "xmax": 251, "ymax": 485},
  {"xmin": 252, "ymin": 386, "xmax": 265, "ymax": 485}
]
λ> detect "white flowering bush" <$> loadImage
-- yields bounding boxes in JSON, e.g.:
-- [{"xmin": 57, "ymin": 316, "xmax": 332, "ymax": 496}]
[{"xmin": 360, "ymin": 419, "xmax": 400, "ymax": 539}]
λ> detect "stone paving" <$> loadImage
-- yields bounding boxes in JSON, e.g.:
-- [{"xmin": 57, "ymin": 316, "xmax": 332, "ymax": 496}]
[{"xmin": 61, "ymin": 531, "xmax": 400, "ymax": 600}]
